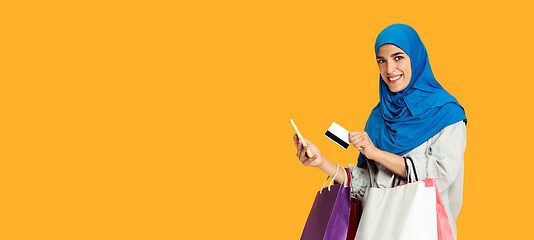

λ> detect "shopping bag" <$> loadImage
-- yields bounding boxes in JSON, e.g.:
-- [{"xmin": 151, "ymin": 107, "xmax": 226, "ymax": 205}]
[
  {"xmin": 344, "ymin": 168, "xmax": 362, "ymax": 240},
  {"xmin": 301, "ymin": 164, "xmax": 351, "ymax": 240},
  {"xmin": 354, "ymin": 172, "xmax": 453, "ymax": 240}
]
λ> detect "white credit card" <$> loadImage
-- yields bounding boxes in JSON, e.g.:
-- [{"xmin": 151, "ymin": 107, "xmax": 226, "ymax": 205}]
[{"xmin": 325, "ymin": 122, "xmax": 350, "ymax": 149}]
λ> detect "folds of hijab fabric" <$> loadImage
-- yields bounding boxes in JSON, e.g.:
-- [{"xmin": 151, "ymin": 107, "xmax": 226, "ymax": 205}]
[{"xmin": 357, "ymin": 24, "xmax": 466, "ymax": 167}]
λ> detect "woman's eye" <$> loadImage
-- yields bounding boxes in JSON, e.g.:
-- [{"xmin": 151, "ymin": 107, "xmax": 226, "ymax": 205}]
[
  {"xmin": 377, "ymin": 59, "xmax": 385, "ymax": 63},
  {"xmin": 394, "ymin": 56, "xmax": 404, "ymax": 61}
]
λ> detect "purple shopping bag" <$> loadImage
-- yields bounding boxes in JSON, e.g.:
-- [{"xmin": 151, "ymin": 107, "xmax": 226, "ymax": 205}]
[{"xmin": 301, "ymin": 165, "xmax": 351, "ymax": 240}]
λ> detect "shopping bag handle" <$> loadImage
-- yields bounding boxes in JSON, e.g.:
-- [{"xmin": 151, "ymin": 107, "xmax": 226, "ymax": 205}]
[
  {"xmin": 388, "ymin": 174, "xmax": 397, "ymax": 188},
  {"xmin": 404, "ymin": 157, "xmax": 419, "ymax": 183},
  {"xmin": 388, "ymin": 157, "xmax": 420, "ymax": 188},
  {"xmin": 401, "ymin": 157, "xmax": 419, "ymax": 184},
  {"xmin": 388, "ymin": 174, "xmax": 405, "ymax": 188},
  {"xmin": 320, "ymin": 164, "xmax": 348, "ymax": 194}
]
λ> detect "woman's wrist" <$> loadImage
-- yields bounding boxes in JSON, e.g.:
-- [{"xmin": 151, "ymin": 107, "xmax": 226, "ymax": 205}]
[
  {"xmin": 365, "ymin": 147, "xmax": 383, "ymax": 161},
  {"xmin": 317, "ymin": 158, "xmax": 345, "ymax": 183},
  {"xmin": 316, "ymin": 155, "xmax": 330, "ymax": 171},
  {"xmin": 317, "ymin": 157, "xmax": 336, "ymax": 176}
]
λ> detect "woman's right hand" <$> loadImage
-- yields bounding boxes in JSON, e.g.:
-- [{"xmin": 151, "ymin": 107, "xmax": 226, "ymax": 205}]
[{"xmin": 293, "ymin": 134, "xmax": 324, "ymax": 168}]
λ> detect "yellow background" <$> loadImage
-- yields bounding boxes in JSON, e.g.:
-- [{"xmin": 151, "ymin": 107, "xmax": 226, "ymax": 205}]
[{"xmin": 1, "ymin": 0, "xmax": 532, "ymax": 239}]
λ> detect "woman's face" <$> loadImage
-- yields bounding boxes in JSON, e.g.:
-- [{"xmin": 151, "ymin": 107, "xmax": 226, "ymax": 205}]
[{"xmin": 376, "ymin": 44, "xmax": 412, "ymax": 93}]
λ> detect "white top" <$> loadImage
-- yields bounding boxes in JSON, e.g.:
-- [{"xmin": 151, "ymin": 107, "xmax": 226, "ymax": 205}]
[{"xmin": 348, "ymin": 120, "xmax": 467, "ymax": 240}]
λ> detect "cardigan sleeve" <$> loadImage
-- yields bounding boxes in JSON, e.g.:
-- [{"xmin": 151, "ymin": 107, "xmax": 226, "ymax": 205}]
[
  {"xmin": 404, "ymin": 120, "xmax": 467, "ymax": 193},
  {"xmin": 348, "ymin": 163, "xmax": 370, "ymax": 200}
]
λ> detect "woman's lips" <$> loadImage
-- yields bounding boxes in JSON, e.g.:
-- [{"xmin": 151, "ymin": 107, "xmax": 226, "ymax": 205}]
[{"xmin": 388, "ymin": 74, "xmax": 402, "ymax": 83}]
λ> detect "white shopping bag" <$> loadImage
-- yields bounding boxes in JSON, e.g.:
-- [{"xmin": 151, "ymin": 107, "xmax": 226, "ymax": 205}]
[{"xmin": 355, "ymin": 176, "xmax": 453, "ymax": 240}]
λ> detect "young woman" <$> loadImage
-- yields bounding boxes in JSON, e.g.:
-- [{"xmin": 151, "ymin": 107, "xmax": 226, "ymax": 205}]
[{"xmin": 293, "ymin": 24, "xmax": 467, "ymax": 239}]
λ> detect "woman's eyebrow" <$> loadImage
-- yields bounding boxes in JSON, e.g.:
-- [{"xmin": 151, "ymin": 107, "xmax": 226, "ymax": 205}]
[{"xmin": 377, "ymin": 52, "xmax": 405, "ymax": 59}]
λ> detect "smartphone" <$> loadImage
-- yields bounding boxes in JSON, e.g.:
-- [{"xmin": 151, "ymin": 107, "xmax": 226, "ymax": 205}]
[{"xmin": 289, "ymin": 119, "xmax": 314, "ymax": 158}]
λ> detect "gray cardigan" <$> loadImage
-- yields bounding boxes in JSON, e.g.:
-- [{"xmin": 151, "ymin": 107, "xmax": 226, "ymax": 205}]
[{"xmin": 348, "ymin": 120, "xmax": 466, "ymax": 239}]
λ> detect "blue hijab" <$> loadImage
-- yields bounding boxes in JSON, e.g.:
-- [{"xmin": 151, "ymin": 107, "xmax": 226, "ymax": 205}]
[{"xmin": 357, "ymin": 24, "xmax": 466, "ymax": 167}]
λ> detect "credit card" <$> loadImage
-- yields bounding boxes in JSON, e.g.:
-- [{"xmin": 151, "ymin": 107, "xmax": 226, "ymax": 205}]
[{"xmin": 325, "ymin": 122, "xmax": 350, "ymax": 149}]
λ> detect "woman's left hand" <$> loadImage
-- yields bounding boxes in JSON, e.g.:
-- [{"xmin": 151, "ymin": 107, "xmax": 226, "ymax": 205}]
[{"xmin": 349, "ymin": 131, "xmax": 379, "ymax": 160}]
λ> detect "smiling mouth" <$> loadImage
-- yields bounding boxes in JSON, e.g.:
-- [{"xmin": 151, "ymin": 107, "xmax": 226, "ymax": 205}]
[{"xmin": 388, "ymin": 74, "xmax": 402, "ymax": 83}]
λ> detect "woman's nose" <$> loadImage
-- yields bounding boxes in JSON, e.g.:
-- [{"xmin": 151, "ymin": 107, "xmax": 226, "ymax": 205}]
[{"xmin": 386, "ymin": 61, "xmax": 396, "ymax": 74}]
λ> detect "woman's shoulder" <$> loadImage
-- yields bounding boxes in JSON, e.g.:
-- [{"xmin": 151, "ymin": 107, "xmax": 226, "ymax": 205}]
[
  {"xmin": 445, "ymin": 120, "xmax": 466, "ymax": 133},
  {"xmin": 406, "ymin": 120, "xmax": 466, "ymax": 156},
  {"xmin": 428, "ymin": 120, "xmax": 466, "ymax": 145},
  {"xmin": 445, "ymin": 120, "xmax": 466, "ymax": 131}
]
